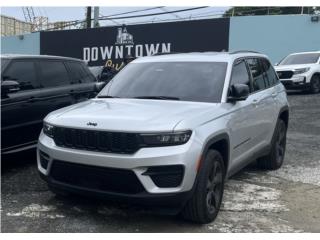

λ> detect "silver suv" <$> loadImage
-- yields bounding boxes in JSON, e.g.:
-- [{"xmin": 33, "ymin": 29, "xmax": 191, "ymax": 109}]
[{"xmin": 38, "ymin": 51, "xmax": 289, "ymax": 223}]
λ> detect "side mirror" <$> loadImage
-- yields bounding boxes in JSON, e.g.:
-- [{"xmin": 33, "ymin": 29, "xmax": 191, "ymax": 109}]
[
  {"xmin": 274, "ymin": 62, "xmax": 279, "ymax": 66},
  {"xmin": 1, "ymin": 80, "xmax": 20, "ymax": 96},
  {"xmin": 95, "ymin": 82, "xmax": 106, "ymax": 92},
  {"xmin": 228, "ymin": 84, "xmax": 250, "ymax": 102}
]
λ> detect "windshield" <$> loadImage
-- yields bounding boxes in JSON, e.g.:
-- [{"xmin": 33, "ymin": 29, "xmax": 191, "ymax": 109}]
[
  {"xmin": 99, "ymin": 62, "xmax": 227, "ymax": 103},
  {"xmin": 279, "ymin": 53, "xmax": 320, "ymax": 65},
  {"xmin": 1, "ymin": 58, "xmax": 10, "ymax": 72}
]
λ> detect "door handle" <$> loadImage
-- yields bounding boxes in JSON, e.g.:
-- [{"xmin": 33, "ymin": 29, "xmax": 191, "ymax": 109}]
[
  {"xmin": 271, "ymin": 92, "xmax": 278, "ymax": 98},
  {"xmin": 69, "ymin": 90, "xmax": 77, "ymax": 95},
  {"xmin": 28, "ymin": 97, "xmax": 37, "ymax": 103}
]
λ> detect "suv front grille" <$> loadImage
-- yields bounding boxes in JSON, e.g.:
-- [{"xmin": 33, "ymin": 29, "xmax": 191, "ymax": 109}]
[
  {"xmin": 50, "ymin": 160, "xmax": 145, "ymax": 194},
  {"xmin": 53, "ymin": 127, "xmax": 140, "ymax": 154},
  {"xmin": 276, "ymin": 70, "xmax": 293, "ymax": 79}
]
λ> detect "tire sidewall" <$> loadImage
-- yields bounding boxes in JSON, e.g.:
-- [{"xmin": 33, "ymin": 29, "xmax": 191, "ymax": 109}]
[
  {"xmin": 196, "ymin": 150, "xmax": 225, "ymax": 222},
  {"xmin": 271, "ymin": 119, "xmax": 287, "ymax": 169},
  {"xmin": 310, "ymin": 75, "xmax": 320, "ymax": 94}
]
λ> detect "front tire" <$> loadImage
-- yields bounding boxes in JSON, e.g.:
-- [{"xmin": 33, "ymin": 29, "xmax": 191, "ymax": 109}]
[
  {"xmin": 257, "ymin": 119, "xmax": 287, "ymax": 170},
  {"xmin": 181, "ymin": 150, "xmax": 225, "ymax": 224},
  {"xmin": 309, "ymin": 75, "xmax": 320, "ymax": 94}
]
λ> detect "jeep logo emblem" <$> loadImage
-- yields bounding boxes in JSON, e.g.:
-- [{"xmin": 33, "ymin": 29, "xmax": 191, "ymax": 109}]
[{"xmin": 87, "ymin": 122, "xmax": 97, "ymax": 127}]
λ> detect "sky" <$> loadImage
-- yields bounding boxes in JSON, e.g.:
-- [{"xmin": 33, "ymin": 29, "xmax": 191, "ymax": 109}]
[{"xmin": 0, "ymin": 7, "xmax": 230, "ymax": 26}]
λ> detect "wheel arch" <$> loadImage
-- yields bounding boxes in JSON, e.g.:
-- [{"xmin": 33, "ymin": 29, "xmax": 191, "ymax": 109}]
[
  {"xmin": 278, "ymin": 105, "xmax": 289, "ymax": 128},
  {"xmin": 311, "ymin": 72, "xmax": 320, "ymax": 78},
  {"xmin": 201, "ymin": 133, "xmax": 230, "ymax": 176}
]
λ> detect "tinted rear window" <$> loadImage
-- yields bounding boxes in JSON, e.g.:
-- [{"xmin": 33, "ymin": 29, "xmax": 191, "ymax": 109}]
[
  {"xmin": 38, "ymin": 61, "xmax": 70, "ymax": 87},
  {"xmin": 67, "ymin": 61, "xmax": 95, "ymax": 83}
]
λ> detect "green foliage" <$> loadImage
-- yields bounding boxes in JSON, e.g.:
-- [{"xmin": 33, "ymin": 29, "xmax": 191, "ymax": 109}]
[{"xmin": 224, "ymin": 7, "xmax": 320, "ymax": 17}]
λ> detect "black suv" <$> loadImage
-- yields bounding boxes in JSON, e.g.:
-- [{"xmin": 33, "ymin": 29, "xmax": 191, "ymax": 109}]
[{"xmin": 1, "ymin": 54, "xmax": 98, "ymax": 155}]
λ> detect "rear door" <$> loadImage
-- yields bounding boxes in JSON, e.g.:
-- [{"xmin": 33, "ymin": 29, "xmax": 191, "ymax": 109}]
[
  {"xmin": 246, "ymin": 57, "xmax": 275, "ymax": 149},
  {"xmin": 65, "ymin": 61, "xmax": 97, "ymax": 101},
  {"xmin": 228, "ymin": 58, "xmax": 257, "ymax": 169},
  {"xmin": 260, "ymin": 58, "xmax": 281, "ymax": 142},
  {"xmin": 1, "ymin": 59, "xmax": 43, "ymax": 152},
  {"xmin": 36, "ymin": 60, "xmax": 75, "ymax": 114}
]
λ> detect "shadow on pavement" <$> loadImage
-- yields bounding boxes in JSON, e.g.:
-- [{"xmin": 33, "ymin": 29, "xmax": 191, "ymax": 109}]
[{"xmin": 1, "ymin": 149, "xmax": 37, "ymax": 173}]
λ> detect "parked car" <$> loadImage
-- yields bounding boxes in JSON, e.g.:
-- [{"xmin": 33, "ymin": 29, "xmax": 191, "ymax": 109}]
[
  {"xmin": 1, "ymin": 54, "xmax": 99, "ymax": 155},
  {"xmin": 89, "ymin": 65, "xmax": 118, "ymax": 84},
  {"xmin": 88, "ymin": 66, "xmax": 103, "ymax": 79},
  {"xmin": 274, "ymin": 51, "xmax": 320, "ymax": 93},
  {"xmin": 38, "ymin": 51, "xmax": 289, "ymax": 223}
]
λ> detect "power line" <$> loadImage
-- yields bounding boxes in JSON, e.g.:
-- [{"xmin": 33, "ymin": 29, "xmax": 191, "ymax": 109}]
[
  {"xmin": 43, "ymin": 6, "xmax": 208, "ymax": 31},
  {"xmin": 112, "ymin": 11, "xmax": 225, "ymax": 26},
  {"xmin": 100, "ymin": 7, "xmax": 164, "ymax": 18},
  {"xmin": 98, "ymin": 6, "xmax": 208, "ymax": 21}
]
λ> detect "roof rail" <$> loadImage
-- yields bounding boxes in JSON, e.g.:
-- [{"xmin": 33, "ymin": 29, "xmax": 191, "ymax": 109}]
[
  {"xmin": 152, "ymin": 52, "xmax": 180, "ymax": 56},
  {"xmin": 230, "ymin": 50, "xmax": 261, "ymax": 54}
]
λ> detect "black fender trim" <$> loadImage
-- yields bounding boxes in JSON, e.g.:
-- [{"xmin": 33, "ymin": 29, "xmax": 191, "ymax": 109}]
[
  {"xmin": 198, "ymin": 133, "xmax": 230, "ymax": 177},
  {"xmin": 278, "ymin": 105, "xmax": 290, "ymax": 126}
]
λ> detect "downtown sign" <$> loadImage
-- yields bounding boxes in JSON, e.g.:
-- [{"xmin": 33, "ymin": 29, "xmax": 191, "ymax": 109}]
[{"xmin": 40, "ymin": 18, "xmax": 230, "ymax": 68}]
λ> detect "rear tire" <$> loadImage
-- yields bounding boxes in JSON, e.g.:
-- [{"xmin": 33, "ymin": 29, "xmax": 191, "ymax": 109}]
[
  {"xmin": 181, "ymin": 150, "xmax": 225, "ymax": 224},
  {"xmin": 257, "ymin": 119, "xmax": 287, "ymax": 170},
  {"xmin": 309, "ymin": 75, "xmax": 320, "ymax": 94}
]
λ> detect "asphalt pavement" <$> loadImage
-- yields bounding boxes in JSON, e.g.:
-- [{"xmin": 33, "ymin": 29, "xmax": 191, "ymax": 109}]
[{"xmin": 1, "ymin": 91, "xmax": 320, "ymax": 232}]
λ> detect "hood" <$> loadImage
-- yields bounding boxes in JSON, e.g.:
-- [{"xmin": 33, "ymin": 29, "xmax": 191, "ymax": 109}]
[
  {"xmin": 274, "ymin": 63, "xmax": 316, "ymax": 71},
  {"xmin": 45, "ymin": 98, "xmax": 220, "ymax": 132}
]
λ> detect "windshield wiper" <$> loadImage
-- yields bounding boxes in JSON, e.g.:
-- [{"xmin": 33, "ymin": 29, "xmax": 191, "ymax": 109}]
[
  {"xmin": 97, "ymin": 95, "xmax": 120, "ymax": 98},
  {"xmin": 134, "ymin": 96, "xmax": 180, "ymax": 100}
]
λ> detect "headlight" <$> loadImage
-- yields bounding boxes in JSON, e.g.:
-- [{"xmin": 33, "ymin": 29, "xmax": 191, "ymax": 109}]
[
  {"xmin": 293, "ymin": 67, "xmax": 310, "ymax": 75},
  {"xmin": 140, "ymin": 130, "xmax": 192, "ymax": 147},
  {"xmin": 43, "ymin": 122, "xmax": 55, "ymax": 138}
]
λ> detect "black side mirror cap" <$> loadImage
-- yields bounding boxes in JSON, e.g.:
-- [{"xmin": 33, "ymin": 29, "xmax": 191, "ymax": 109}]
[
  {"xmin": 227, "ymin": 84, "xmax": 250, "ymax": 102},
  {"xmin": 1, "ymin": 80, "xmax": 20, "ymax": 95}
]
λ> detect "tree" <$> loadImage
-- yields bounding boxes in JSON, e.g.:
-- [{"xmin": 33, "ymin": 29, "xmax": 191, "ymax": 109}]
[{"xmin": 224, "ymin": 6, "xmax": 320, "ymax": 17}]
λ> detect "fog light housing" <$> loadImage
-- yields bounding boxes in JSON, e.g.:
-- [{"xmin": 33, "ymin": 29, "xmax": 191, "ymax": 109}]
[{"xmin": 39, "ymin": 151, "xmax": 49, "ymax": 169}]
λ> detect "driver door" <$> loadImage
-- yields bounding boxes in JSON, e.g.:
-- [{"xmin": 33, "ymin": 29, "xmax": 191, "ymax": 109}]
[{"xmin": 1, "ymin": 60, "xmax": 43, "ymax": 153}]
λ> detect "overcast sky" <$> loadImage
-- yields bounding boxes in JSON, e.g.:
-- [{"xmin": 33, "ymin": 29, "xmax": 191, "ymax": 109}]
[{"xmin": 1, "ymin": 7, "xmax": 229, "ymax": 26}]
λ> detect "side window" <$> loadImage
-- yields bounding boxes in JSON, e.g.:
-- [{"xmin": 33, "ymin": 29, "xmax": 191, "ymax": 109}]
[
  {"xmin": 38, "ymin": 61, "xmax": 70, "ymax": 87},
  {"xmin": 246, "ymin": 58, "xmax": 266, "ymax": 92},
  {"xmin": 66, "ymin": 62, "xmax": 89, "ymax": 83},
  {"xmin": 260, "ymin": 58, "xmax": 279, "ymax": 87},
  {"xmin": 230, "ymin": 59, "xmax": 251, "ymax": 90},
  {"xmin": 66, "ymin": 61, "xmax": 95, "ymax": 83},
  {"xmin": 2, "ymin": 61, "xmax": 39, "ymax": 90},
  {"xmin": 81, "ymin": 63, "xmax": 96, "ymax": 83}
]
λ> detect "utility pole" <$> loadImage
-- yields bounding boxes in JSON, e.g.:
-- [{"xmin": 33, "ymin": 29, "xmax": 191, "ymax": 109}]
[
  {"xmin": 93, "ymin": 7, "xmax": 99, "ymax": 27},
  {"xmin": 86, "ymin": 6, "xmax": 92, "ymax": 28}
]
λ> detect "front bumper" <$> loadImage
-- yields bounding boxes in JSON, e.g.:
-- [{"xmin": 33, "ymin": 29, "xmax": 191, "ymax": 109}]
[
  {"xmin": 37, "ymin": 130, "xmax": 202, "ymax": 205},
  {"xmin": 280, "ymin": 76, "xmax": 310, "ymax": 90}
]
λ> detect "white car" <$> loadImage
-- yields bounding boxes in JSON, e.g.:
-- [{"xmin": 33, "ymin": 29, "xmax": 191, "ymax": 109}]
[
  {"xmin": 37, "ymin": 51, "xmax": 289, "ymax": 223},
  {"xmin": 274, "ymin": 51, "xmax": 320, "ymax": 93}
]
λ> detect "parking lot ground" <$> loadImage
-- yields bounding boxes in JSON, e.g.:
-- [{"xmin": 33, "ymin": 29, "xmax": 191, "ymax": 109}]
[{"xmin": 1, "ymin": 92, "xmax": 320, "ymax": 233}]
